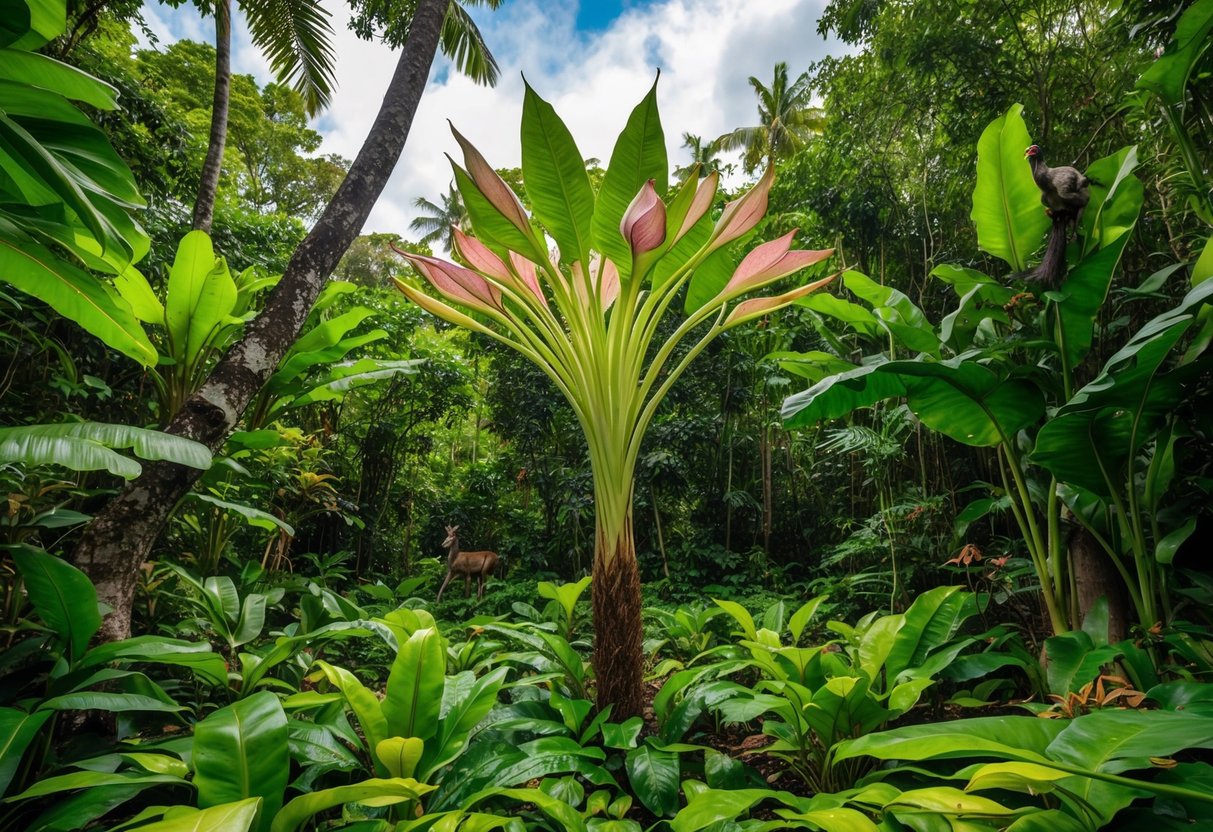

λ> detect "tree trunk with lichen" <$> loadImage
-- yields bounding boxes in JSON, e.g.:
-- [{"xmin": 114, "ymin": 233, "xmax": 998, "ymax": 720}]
[
  {"xmin": 72, "ymin": 0, "xmax": 450, "ymax": 644},
  {"xmin": 591, "ymin": 510, "xmax": 644, "ymax": 718}
]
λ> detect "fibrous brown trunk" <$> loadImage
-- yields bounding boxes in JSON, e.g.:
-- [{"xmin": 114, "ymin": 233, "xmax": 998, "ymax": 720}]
[
  {"xmin": 591, "ymin": 514, "xmax": 644, "ymax": 718},
  {"xmin": 192, "ymin": 0, "xmax": 231, "ymax": 233},
  {"xmin": 73, "ymin": 0, "xmax": 451, "ymax": 643}
]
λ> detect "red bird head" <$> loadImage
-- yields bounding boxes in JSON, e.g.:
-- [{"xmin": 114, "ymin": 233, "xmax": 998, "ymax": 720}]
[{"xmin": 1024, "ymin": 144, "xmax": 1041, "ymax": 158}]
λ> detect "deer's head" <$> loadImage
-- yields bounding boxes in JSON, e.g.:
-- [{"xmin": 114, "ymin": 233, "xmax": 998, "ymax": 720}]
[{"xmin": 442, "ymin": 525, "xmax": 459, "ymax": 549}]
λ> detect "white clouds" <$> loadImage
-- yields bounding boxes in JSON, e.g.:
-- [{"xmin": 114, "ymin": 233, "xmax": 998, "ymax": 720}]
[{"xmin": 140, "ymin": 0, "xmax": 839, "ymax": 240}]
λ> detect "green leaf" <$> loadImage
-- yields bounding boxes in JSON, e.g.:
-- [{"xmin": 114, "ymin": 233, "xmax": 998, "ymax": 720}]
[
  {"xmin": 0, "ymin": 221, "xmax": 155, "ymax": 366},
  {"xmin": 188, "ymin": 493, "xmax": 294, "ymax": 535},
  {"xmin": 4, "ymin": 0, "xmax": 65, "ymax": 50},
  {"xmin": 0, "ymin": 49, "xmax": 115, "ymax": 108},
  {"xmin": 625, "ymin": 744, "xmax": 680, "ymax": 817},
  {"xmin": 377, "ymin": 736, "xmax": 424, "ymax": 779},
  {"xmin": 0, "ymin": 708, "xmax": 51, "ymax": 796},
  {"xmin": 971, "ymin": 104, "xmax": 1050, "ymax": 272},
  {"xmin": 420, "ymin": 667, "xmax": 508, "ymax": 779},
  {"xmin": 537, "ymin": 576, "xmax": 591, "ymax": 628},
  {"xmin": 194, "ymin": 692, "xmax": 288, "ymax": 832},
  {"xmin": 592, "ymin": 78, "xmax": 666, "ymax": 279},
  {"xmin": 713, "ymin": 599, "xmax": 758, "ymax": 642},
  {"xmin": 164, "ymin": 231, "xmax": 238, "ymax": 368},
  {"xmin": 1136, "ymin": 0, "xmax": 1213, "ymax": 105},
  {"xmin": 885, "ymin": 587, "xmax": 968, "ymax": 681},
  {"xmin": 0, "ymin": 422, "xmax": 210, "ymax": 478},
  {"xmin": 271, "ymin": 779, "xmax": 432, "ymax": 832},
  {"xmin": 383, "ymin": 627, "xmax": 445, "ymax": 742},
  {"xmin": 521, "ymin": 82, "xmax": 595, "ymax": 266},
  {"xmin": 134, "ymin": 797, "xmax": 263, "ymax": 832},
  {"xmin": 39, "ymin": 692, "xmax": 185, "ymax": 713},
  {"xmin": 1032, "ymin": 279, "xmax": 1213, "ymax": 495},
  {"xmin": 1057, "ymin": 232, "xmax": 1132, "ymax": 366},
  {"xmin": 81, "ymin": 636, "xmax": 227, "ymax": 687},
  {"xmin": 671, "ymin": 788, "xmax": 795, "ymax": 832},
  {"xmin": 12, "ymin": 547, "xmax": 99, "ymax": 661},
  {"xmin": 8, "ymin": 770, "xmax": 188, "ymax": 801},
  {"xmin": 835, "ymin": 716, "xmax": 1064, "ymax": 764}
]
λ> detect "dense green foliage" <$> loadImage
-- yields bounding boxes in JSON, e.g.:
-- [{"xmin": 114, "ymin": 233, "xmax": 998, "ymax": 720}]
[{"xmin": 1, "ymin": 0, "xmax": 1212, "ymax": 829}]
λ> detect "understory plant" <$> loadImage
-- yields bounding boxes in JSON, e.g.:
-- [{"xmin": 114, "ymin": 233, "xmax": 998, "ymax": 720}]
[{"xmin": 392, "ymin": 79, "xmax": 834, "ymax": 714}]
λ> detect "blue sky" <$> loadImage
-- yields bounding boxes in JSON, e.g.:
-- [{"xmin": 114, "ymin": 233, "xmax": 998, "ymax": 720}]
[{"xmin": 139, "ymin": 0, "xmax": 840, "ymax": 238}]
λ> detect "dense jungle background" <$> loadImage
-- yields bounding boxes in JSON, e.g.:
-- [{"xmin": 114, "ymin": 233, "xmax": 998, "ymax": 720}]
[{"xmin": 2, "ymin": 0, "xmax": 1213, "ymax": 829}]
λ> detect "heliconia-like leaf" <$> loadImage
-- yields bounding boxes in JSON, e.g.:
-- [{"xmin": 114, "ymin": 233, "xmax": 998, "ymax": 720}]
[
  {"xmin": 675, "ymin": 172, "xmax": 718, "ymax": 243},
  {"xmin": 393, "ymin": 247, "xmax": 500, "ymax": 313},
  {"xmin": 453, "ymin": 227, "xmax": 511, "ymax": 281},
  {"xmin": 392, "ymin": 278, "xmax": 498, "ymax": 338},
  {"xmin": 620, "ymin": 180, "xmax": 667, "ymax": 257},
  {"xmin": 722, "ymin": 231, "xmax": 833, "ymax": 296},
  {"xmin": 710, "ymin": 167, "xmax": 774, "ymax": 251},
  {"xmin": 724, "ymin": 274, "xmax": 836, "ymax": 328},
  {"xmin": 450, "ymin": 124, "xmax": 534, "ymax": 241},
  {"xmin": 508, "ymin": 251, "xmax": 550, "ymax": 309}
]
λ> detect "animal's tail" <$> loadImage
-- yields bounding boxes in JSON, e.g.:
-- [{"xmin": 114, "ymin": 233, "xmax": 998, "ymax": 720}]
[{"xmin": 1023, "ymin": 217, "xmax": 1069, "ymax": 290}]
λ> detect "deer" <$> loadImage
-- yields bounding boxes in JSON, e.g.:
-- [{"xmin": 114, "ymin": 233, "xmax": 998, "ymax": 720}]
[{"xmin": 436, "ymin": 525, "xmax": 499, "ymax": 601}]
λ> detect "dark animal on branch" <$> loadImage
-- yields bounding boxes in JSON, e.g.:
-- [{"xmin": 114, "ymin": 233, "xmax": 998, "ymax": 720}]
[
  {"xmin": 1023, "ymin": 144, "xmax": 1091, "ymax": 289},
  {"xmin": 436, "ymin": 525, "xmax": 499, "ymax": 601}
]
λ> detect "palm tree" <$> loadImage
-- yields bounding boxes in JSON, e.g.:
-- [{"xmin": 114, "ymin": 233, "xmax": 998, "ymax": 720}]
[
  {"xmin": 673, "ymin": 133, "xmax": 733, "ymax": 180},
  {"xmin": 716, "ymin": 62, "xmax": 824, "ymax": 174},
  {"xmin": 410, "ymin": 183, "xmax": 468, "ymax": 251},
  {"xmin": 192, "ymin": 0, "xmax": 502, "ymax": 232}
]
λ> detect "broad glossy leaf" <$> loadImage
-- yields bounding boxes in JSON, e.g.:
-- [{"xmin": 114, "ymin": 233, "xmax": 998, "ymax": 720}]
[
  {"xmin": 271, "ymin": 778, "xmax": 432, "ymax": 832},
  {"xmin": 593, "ymin": 79, "xmax": 666, "ymax": 279},
  {"xmin": 714, "ymin": 599, "xmax": 758, "ymax": 642},
  {"xmin": 521, "ymin": 82, "xmax": 595, "ymax": 266},
  {"xmin": 835, "ymin": 716, "xmax": 1064, "ymax": 764},
  {"xmin": 8, "ymin": 770, "xmax": 187, "ymax": 800},
  {"xmin": 0, "ymin": 49, "xmax": 115, "ymax": 108},
  {"xmin": 1136, "ymin": 0, "xmax": 1213, "ymax": 105},
  {"xmin": 82, "ymin": 636, "xmax": 226, "ymax": 687},
  {"xmin": 24, "ymin": 783, "xmax": 145, "ymax": 832},
  {"xmin": 11, "ymin": 547, "xmax": 98, "ymax": 660},
  {"xmin": 971, "ymin": 104, "xmax": 1050, "ymax": 272},
  {"xmin": 315, "ymin": 661, "xmax": 389, "ymax": 765},
  {"xmin": 625, "ymin": 744, "xmax": 680, "ymax": 817},
  {"xmin": 164, "ymin": 231, "xmax": 237, "ymax": 368},
  {"xmin": 194, "ymin": 692, "xmax": 288, "ymax": 832},
  {"xmin": 885, "ymin": 587, "xmax": 969, "ymax": 680},
  {"xmin": 0, "ymin": 221, "xmax": 155, "ymax": 365},
  {"xmin": 782, "ymin": 362, "xmax": 904, "ymax": 428},
  {"xmin": 0, "ymin": 708, "xmax": 51, "ymax": 795},
  {"xmin": 383, "ymin": 627, "xmax": 445, "ymax": 742},
  {"xmin": 1057, "ymin": 232, "xmax": 1132, "ymax": 366},
  {"xmin": 421, "ymin": 666, "xmax": 508, "ymax": 778},
  {"xmin": 1032, "ymin": 278, "xmax": 1213, "ymax": 494},
  {"xmin": 120, "ymin": 798, "xmax": 261, "ymax": 832},
  {"xmin": 671, "ymin": 788, "xmax": 798, "ymax": 832},
  {"xmin": 39, "ymin": 692, "xmax": 185, "ymax": 713},
  {"xmin": 1079, "ymin": 146, "xmax": 1142, "ymax": 255},
  {"xmin": 188, "ymin": 493, "xmax": 294, "ymax": 535}
]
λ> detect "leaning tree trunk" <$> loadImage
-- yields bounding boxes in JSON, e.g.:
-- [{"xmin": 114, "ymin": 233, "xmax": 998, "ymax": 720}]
[
  {"xmin": 591, "ymin": 510, "xmax": 644, "ymax": 718},
  {"xmin": 192, "ymin": 0, "xmax": 231, "ymax": 233},
  {"xmin": 74, "ymin": 0, "xmax": 450, "ymax": 643}
]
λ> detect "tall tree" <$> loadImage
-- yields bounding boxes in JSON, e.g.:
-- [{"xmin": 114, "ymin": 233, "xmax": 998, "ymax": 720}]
[
  {"xmin": 191, "ymin": 0, "xmax": 339, "ymax": 232},
  {"xmin": 74, "ymin": 0, "xmax": 452, "ymax": 643},
  {"xmin": 410, "ymin": 183, "xmax": 468, "ymax": 251},
  {"xmin": 673, "ymin": 132, "xmax": 731, "ymax": 180},
  {"xmin": 717, "ymin": 62, "xmax": 823, "ymax": 174}
]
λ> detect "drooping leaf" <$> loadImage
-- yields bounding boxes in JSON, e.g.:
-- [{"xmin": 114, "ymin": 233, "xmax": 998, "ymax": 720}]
[{"xmin": 11, "ymin": 547, "xmax": 99, "ymax": 661}]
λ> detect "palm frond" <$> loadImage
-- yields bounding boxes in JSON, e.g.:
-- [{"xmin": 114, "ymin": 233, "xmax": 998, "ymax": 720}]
[
  {"xmin": 240, "ymin": 0, "xmax": 338, "ymax": 115},
  {"xmin": 440, "ymin": 2, "xmax": 499, "ymax": 87}
]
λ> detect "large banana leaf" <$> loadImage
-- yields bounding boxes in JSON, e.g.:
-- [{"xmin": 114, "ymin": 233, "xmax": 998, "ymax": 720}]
[
  {"xmin": 194, "ymin": 692, "xmax": 288, "ymax": 832},
  {"xmin": 419, "ymin": 667, "xmax": 508, "ymax": 780},
  {"xmin": 1032, "ymin": 278, "xmax": 1213, "ymax": 495},
  {"xmin": 11, "ymin": 546, "xmax": 99, "ymax": 661},
  {"xmin": 0, "ymin": 219, "xmax": 155, "ymax": 366},
  {"xmin": 592, "ymin": 79, "xmax": 667, "ymax": 281},
  {"xmin": 970, "ymin": 103, "xmax": 1049, "ymax": 273},
  {"xmin": 521, "ymin": 82, "xmax": 596, "ymax": 267},
  {"xmin": 0, "ymin": 421, "xmax": 212, "ymax": 477},
  {"xmin": 782, "ymin": 356, "xmax": 1043, "ymax": 447}
]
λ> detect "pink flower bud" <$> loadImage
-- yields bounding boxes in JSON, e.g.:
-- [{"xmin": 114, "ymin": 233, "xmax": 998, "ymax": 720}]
[
  {"xmin": 710, "ymin": 167, "xmax": 775, "ymax": 251},
  {"xmin": 674, "ymin": 172, "xmax": 719, "ymax": 242},
  {"xmin": 620, "ymin": 180, "xmax": 667, "ymax": 256},
  {"xmin": 450, "ymin": 123, "xmax": 533, "ymax": 238}
]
